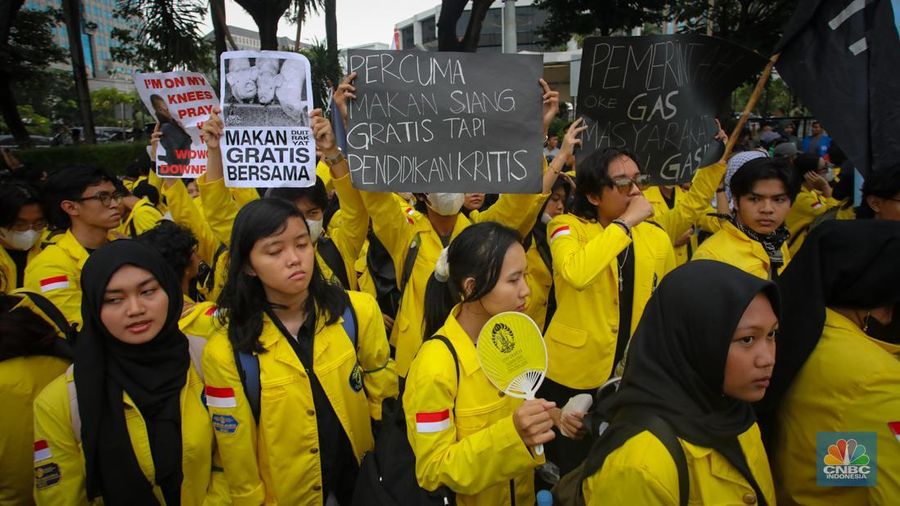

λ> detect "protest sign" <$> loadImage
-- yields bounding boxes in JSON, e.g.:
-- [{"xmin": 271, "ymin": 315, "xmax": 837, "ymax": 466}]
[
  {"xmin": 134, "ymin": 71, "xmax": 218, "ymax": 178},
  {"xmin": 345, "ymin": 49, "xmax": 544, "ymax": 193},
  {"xmin": 576, "ymin": 35, "xmax": 767, "ymax": 184},
  {"xmin": 219, "ymin": 50, "xmax": 316, "ymax": 188}
]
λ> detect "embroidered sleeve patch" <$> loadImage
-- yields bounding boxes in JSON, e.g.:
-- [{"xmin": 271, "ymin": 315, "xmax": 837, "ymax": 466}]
[
  {"xmin": 205, "ymin": 386, "xmax": 237, "ymax": 408},
  {"xmin": 35, "ymin": 463, "xmax": 61, "ymax": 489},
  {"xmin": 212, "ymin": 414, "xmax": 239, "ymax": 434},
  {"xmin": 416, "ymin": 410, "xmax": 451, "ymax": 433},
  {"xmin": 39, "ymin": 276, "xmax": 69, "ymax": 292},
  {"xmin": 34, "ymin": 440, "xmax": 52, "ymax": 462}
]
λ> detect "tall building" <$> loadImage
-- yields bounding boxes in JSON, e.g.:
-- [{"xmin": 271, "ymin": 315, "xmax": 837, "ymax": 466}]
[{"xmin": 24, "ymin": 0, "xmax": 139, "ymax": 92}]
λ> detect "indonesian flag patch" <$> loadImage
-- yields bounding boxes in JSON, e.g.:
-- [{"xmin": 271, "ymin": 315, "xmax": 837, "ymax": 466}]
[
  {"xmin": 39, "ymin": 275, "xmax": 69, "ymax": 293},
  {"xmin": 205, "ymin": 386, "xmax": 237, "ymax": 408},
  {"xmin": 549, "ymin": 225, "xmax": 571, "ymax": 243},
  {"xmin": 889, "ymin": 421, "xmax": 900, "ymax": 444},
  {"xmin": 405, "ymin": 207, "xmax": 416, "ymax": 225},
  {"xmin": 34, "ymin": 440, "xmax": 51, "ymax": 462},
  {"xmin": 416, "ymin": 410, "xmax": 450, "ymax": 433},
  {"xmin": 204, "ymin": 305, "xmax": 218, "ymax": 317}
]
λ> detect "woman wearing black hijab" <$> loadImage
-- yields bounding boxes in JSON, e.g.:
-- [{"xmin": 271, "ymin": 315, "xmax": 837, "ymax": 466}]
[
  {"xmin": 580, "ymin": 261, "xmax": 779, "ymax": 505},
  {"xmin": 765, "ymin": 220, "xmax": 900, "ymax": 505},
  {"xmin": 33, "ymin": 240, "xmax": 224, "ymax": 505}
]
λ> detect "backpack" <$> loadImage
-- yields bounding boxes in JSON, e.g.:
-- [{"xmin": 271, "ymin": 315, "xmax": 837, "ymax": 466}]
[
  {"xmin": 552, "ymin": 378, "xmax": 690, "ymax": 506},
  {"xmin": 351, "ymin": 335, "xmax": 457, "ymax": 506},
  {"xmin": 233, "ymin": 303, "xmax": 359, "ymax": 423}
]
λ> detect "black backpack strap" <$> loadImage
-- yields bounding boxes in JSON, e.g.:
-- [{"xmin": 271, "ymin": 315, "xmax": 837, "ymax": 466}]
[
  {"xmin": 639, "ymin": 415, "xmax": 689, "ymax": 506},
  {"xmin": 399, "ymin": 233, "xmax": 421, "ymax": 295},
  {"xmin": 16, "ymin": 291, "xmax": 75, "ymax": 360},
  {"xmin": 205, "ymin": 243, "xmax": 228, "ymax": 291},
  {"xmin": 426, "ymin": 335, "xmax": 459, "ymax": 385},
  {"xmin": 233, "ymin": 346, "xmax": 261, "ymax": 424},
  {"xmin": 317, "ymin": 237, "xmax": 350, "ymax": 289}
]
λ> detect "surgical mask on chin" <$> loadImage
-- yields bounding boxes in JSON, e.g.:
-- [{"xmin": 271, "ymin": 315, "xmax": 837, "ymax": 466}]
[
  {"xmin": 824, "ymin": 167, "xmax": 836, "ymax": 182},
  {"xmin": 541, "ymin": 212, "xmax": 553, "ymax": 225},
  {"xmin": 307, "ymin": 218, "xmax": 324, "ymax": 244},
  {"xmin": 426, "ymin": 193, "xmax": 465, "ymax": 216},
  {"xmin": 0, "ymin": 228, "xmax": 40, "ymax": 251}
]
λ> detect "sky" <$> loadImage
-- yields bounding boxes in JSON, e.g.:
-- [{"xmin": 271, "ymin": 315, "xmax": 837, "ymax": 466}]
[{"xmin": 200, "ymin": 0, "xmax": 432, "ymax": 49}]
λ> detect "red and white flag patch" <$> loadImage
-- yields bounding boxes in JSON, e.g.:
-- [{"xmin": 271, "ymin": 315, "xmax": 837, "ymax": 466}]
[
  {"xmin": 405, "ymin": 207, "xmax": 416, "ymax": 225},
  {"xmin": 205, "ymin": 386, "xmax": 237, "ymax": 408},
  {"xmin": 39, "ymin": 275, "xmax": 69, "ymax": 293},
  {"xmin": 889, "ymin": 421, "xmax": 900, "ymax": 444},
  {"xmin": 416, "ymin": 410, "xmax": 450, "ymax": 433},
  {"xmin": 34, "ymin": 440, "xmax": 51, "ymax": 462},
  {"xmin": 811, "ymin": 201, "xmax": 823, "ymax": 210},
  {"xmin": 550, "ymin": 226, "xmax": 571, "ymax": 243},
  {"xmin": 204, "ymin": 306, "xmax": 218, "ymax": 317}
]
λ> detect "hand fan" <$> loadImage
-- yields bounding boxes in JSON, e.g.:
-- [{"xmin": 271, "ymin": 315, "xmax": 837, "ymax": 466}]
[{"xmin": 476, "ymin": 311, "xmax": 549, "ymax": 454}]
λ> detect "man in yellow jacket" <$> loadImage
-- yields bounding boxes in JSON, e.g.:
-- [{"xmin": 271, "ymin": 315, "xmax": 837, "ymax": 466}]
[
  {"xmin": 0, "ymin": 182, "xmax": 46, "ymax": 292},
  {"xmin": 24, "ymin": 166, "xmax": 123, "ymax": 327},
  {"xmin": 783, "ymin": 153, "xmax": 841, "ymax": 254}
]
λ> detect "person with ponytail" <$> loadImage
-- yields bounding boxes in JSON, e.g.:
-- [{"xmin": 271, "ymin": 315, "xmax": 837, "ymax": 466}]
[
  {"xmin": 32, "ymin": 240, "xmax": 225, "ymax": 505},
  {"xmin": 201, "ymin": 198, "xmax": 396, "ymax": 505},
  {"xmin": 405, "ymin": 222, "xmax": 555, "ymax": 505}
]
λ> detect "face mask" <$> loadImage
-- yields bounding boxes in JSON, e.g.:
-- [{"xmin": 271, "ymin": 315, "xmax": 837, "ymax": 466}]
[
  {"xmin": 426, "ymin": 193, "xmax": 465, "ymax": 216},
  {"xmin": 0, "ymin": 228, "xmax": 40, "ymax": 251},
  {"xmin": 307, "ymin": 218, "xmax": 323, "ymax": 244},
  {"xmin": 541, "ymin": 212, "xmax": 553, "ymax": 225},
  {"xmin": 824, "ymin": 167, "xmax": 836, "ymax": 182}
]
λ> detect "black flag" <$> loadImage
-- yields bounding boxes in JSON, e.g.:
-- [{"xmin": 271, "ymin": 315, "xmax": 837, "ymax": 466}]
[{"xmin": 776, "ymin": 0, "xmax": 900, "ymax": 176}]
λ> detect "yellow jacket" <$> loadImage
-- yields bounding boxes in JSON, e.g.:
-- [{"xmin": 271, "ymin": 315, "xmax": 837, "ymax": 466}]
[
  {"xmin": 645, "ymin": 186, "xmax": 693, "ymax": 266},
  {"xmin": 23, "ymin": 230, "xmax": 90, "ymax": 328},
  {"xmin": 583, "ymin": 423, "xmax": 776, "ymax": 505},
  {"xmin": 404, "ymin": 309, "xmax": 542, "ymax": 505},
  {"xmin": 545, "ymin": 215, "xmax": 675, "ymax": 389},
  {"xmin": 692, "ymin": 221, "xmax": 791, "ymax": 280},
  {"xmin": 0, "ymin": 356, "xmax": 70, "ymax": 505},
  {"xmin": 160, "ymin": 180, "xmax": 222, "ymax": 268},
  {"xmin": 201, "ymin": 291, "xmax": 398, "ymax": 506},
  {"xmin": 32, "ymin": 363, "xmax": 225, "ymax": 505},
  {"xmin": 360, "ymin": 190, "xmax": 547, "ymax": 376},
  {"xmin": 0, "ymin": 243, "xmax": 41, "ymax": 293},
  {"xmin": 116, "ymin": 197, "xmax": 164, "ymax": 238},
  {"xmin": 774, "ymin": 309, "xmax": 900, "ymax": 505},
  {"xmin": 523, "ymin": 235, "xmax": 553, "ymax": 331},
  {"xmin": 784, "ymin": 188, "xmax": 840, "ymax": 256}
]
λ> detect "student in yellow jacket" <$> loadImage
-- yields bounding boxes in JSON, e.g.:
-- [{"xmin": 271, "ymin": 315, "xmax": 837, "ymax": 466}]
[
  {"xmin": 32, "ymin": 240, "xmax": 226, "ymax": 505},
  {"xmin": 581, "ymin": 261, "xmax": 779, "ymax": 506},
  {"xmin": 0, "ymin": 293, "xmax": 71, "ymax": 504},
  {"xmin": 763, "ymin": 220, "xmax": 900, "ymax": 505},
  {"xmin": 0, "ymin": 182, "xmax": 46, "ymax": 292},
  {"xmin": 783, "ymin": 153, "xmax": 841, "ymax": 254},
  {"xmin": 201, "ymin": 198, "xmax": 397, "ymax": 506},
  {"xmin": 406, "ymin": 222, "xmax": 555, "ymax": 505},
  {"xmin": 356, "ymin": 80, "xmax": 562, "ymax": 376},
  {"xmin": 24, "ymin": 166, "xmax": 124, "ymax": 327},
  {"xmin": 542, "ymin": 145, "xmax": 675, "ymax": 474},
  {"xmin": 694, "ymin": 156, "xmax": 800, "ymax": 280},
  {"xmin": 114, "ymin": 184, "xmax": 164, "ymax": 239},
  {"xmin": 136, "ymin": 221, "xmax": 205, "ymax": 304},
  {"xmin": 645, "ymin": 184, "xmax": 696, "ymax": 266}
]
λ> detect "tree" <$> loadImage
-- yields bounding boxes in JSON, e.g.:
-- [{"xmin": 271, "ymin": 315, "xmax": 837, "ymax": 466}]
[
  {"xmin": 60, "ymin": 0, "xmax": 96, "ymax": 143},
  {"xmin": 535, "ymin": 0, "xmax": 668, "ymax": 47},
  {"xmin": 90, "ymin": 88, "xmax": 139, "ymax": 126},
  {"xmin": 284, "ymin": 0, "xmax": 323, "ymax": 51},
  {"xmin": 111, "ymin": 0, "xmax": 214, "ymax": 73},
  {"xmin": 438, "ymin": 0, "xmax": 495, "ymax": 52},
  {"xmin": 323, "ymin": 0, "xmax": 336, "ymax": 58},
  {"xmin": 234, "ymin": 0, "xmax": 293, "ymax": 50},
  {"xmin": 0, "ymin": 4, "xmax": 66, "ymax": 144},
  {"xmin": 669, "ymin": 0, "xmax": 798, "ymax": 55},
  {"xmin": 300, "ymin": 40, "xmax": 342, "ymax": 110}
]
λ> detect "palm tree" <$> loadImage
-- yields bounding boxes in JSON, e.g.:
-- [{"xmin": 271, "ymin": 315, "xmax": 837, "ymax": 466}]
[
  {"xmin": 0, "ymin": 0, "xmax": 32, "ymax": 147},
  {"xmin": 234, "ymin": 0, "xmax": 293, "ymax": 50},
  {"xmin": 285, "ymin": 0, "xmax": 323, "ymax": 51}
]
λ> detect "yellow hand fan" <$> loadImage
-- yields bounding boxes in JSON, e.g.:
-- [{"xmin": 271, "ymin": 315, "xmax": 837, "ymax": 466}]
[{"xmin": 476, "ymin": 311, "xmax": 548, "ymax": 454}]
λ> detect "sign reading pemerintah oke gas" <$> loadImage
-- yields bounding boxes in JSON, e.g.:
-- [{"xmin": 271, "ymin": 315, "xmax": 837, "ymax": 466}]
[
  {"xmin": 344, "ymin": 49, "xmax": 545, "ymax": 194},
  {"xmin": 575, "ymin": 34, "xmax": 767, "ymax": 184}
]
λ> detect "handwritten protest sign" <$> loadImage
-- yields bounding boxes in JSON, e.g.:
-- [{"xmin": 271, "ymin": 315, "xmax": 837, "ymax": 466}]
[
  {"xmin": 345, "ymin": 49, "xmax": 544, "ymax": 193},
  {"xmin": 134, "ymin": 71, "xmax": 218, "ymax": 178},
  {"xmin": 219, "ymin": 50, "xmax": 316, "ymax": 188},
  {"xmin": 576, "ymin": 35, "xmax": 766, "ymax": 184}
]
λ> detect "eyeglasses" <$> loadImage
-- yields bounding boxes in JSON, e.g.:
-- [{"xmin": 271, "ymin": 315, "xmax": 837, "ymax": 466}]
[
  {"xmin": 8, "ymin": 220, "xmax": 47, "ymax": 232},
  {"xmin": 610, "ymin": 174, "xmax": 651, "ymax": 194},
  {"xmin": 75, "ymin": 191, "xmax": 126, "ymax": 207}
]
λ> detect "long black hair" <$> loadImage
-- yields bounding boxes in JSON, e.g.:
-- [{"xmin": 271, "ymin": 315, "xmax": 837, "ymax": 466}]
[
  {"xmin": 217, "ymin": 198, "xmax": 348, "ymax": 353},
  {"xmin": 571, "ymin": 147, "xmax": 642, "ymax": 220},
  {"xmin": 422, "ymin": 222, "xmax": 521, "ymax": 338}
]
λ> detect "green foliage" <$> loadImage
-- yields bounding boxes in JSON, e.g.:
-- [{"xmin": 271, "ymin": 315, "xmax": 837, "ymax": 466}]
[
  {"xmin": 670, "ymin": 0, "xmax": 798, "ymax": 55},
  {"xmin": 15, "ymin": 69, "xmax": 80, "ymax": 126},
  {"xmin": 90, "ymin": 88, "xmax": 141, "ymax": 126},
  {"xmin": 111, "ymin": 0, "xmax": 214, "ymax": 73},
  {"xmin": 535, "ymin": 0, "xmax": 668, "ymax": 47},
  {"xmin": 6, "ymin": 8, "xmax": 67, "ymax": 80},
  {"xmin": 300, "ymin": 40, "xmax": 342, "ymax": 110},
  {"xmin": 14, "ymin": 142, "xmax": 149, "ymax": 175}
]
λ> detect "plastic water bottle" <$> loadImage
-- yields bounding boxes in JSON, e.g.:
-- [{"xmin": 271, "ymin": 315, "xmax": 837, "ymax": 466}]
[{"xmin": 536, "ymin": 489, "xmax": 553, "ymax": 506}]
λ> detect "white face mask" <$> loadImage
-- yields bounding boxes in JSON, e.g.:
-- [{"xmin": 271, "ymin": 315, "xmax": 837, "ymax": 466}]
[
  {"xmin": 426, "ymin": 193, "xmax": 465, "ymax": 216},
  {"xmin": 307, "ymin": 218, "xmax": 324, "ymax": 244},
  {"xmin": 541, "ymin": 212, "xmax": 553, "ymax": 225},
  {"xmin": 0, "ymin": 228, "xmax": 40, "ymax": 251},
  {"xmin": 824, "ymin": 167, "xmax": 836, "ymax": 182}
]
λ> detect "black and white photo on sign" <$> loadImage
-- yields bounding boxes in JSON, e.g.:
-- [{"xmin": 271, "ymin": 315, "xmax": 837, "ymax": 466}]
[
  {"xmin": 222, "ymin": 51, "xmax": 311, "ymax": 128},
  {"xmin": 219, "ymin": 50, "xmax": 317, "ymax": 188}
]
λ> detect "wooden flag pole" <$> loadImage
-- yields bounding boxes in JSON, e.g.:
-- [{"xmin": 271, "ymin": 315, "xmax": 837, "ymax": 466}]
[{"xmin": 724, "ymin": 53, "xmax": 781, "ymax": 158}]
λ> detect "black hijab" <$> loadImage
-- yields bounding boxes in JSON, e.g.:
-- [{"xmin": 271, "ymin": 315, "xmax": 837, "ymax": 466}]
[
  {"xmin": 74, "ymin": 240, "xmax": 189, "ymax": 505},
  {"xmin": 758, "ymin": 219, "xmax": 900, "ymax": 418},
  {"xmin": 593, "ymin": 261, "xmax": 779, "ymax": 503}
]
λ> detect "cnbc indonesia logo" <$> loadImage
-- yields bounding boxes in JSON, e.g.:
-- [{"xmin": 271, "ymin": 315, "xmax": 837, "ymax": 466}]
[{"xmin": 817, "ymin": 433, "xmax": 877, "ymax": 487}]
